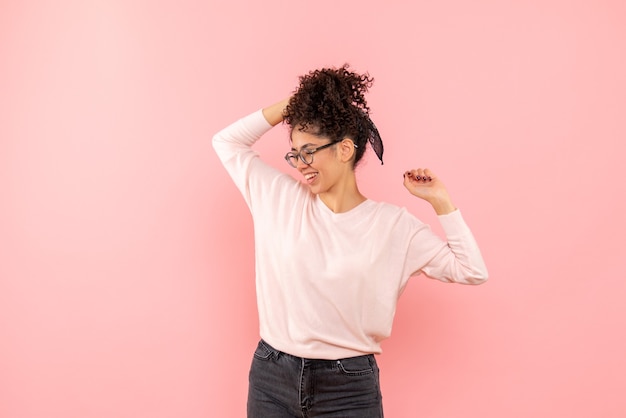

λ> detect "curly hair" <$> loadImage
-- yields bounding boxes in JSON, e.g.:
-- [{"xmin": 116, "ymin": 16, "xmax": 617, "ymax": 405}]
[{"xmin": 283, "ymin": 64, "xmax": 376, "ymax": 167}]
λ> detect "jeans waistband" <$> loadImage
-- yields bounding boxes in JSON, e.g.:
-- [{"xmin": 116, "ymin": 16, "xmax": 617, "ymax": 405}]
[{"xmin": 259, "ymin": 339, "xmax": 374, "ymax": 363}]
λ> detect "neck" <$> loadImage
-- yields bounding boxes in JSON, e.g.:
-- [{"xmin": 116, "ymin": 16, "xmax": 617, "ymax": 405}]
[{"xmin": 318, "ymin": 173, "xmax": 366, "ymax": 213}]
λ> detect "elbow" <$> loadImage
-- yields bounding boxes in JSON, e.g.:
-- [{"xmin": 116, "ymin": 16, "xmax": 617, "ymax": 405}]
[
  {"xmin": 464, "ymin": 267, "xmax": 489, "ymax": 285},
  {"xmin": 465, "ymin": 273, "xmax": 488, "ymax": 285},
  {"xmin": 211, "ymin": 133, "xmax": 221, "ymax": 149}
]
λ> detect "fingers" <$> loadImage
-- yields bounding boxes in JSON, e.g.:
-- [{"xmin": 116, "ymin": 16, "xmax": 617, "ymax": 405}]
[{"xmin": 404, "ymin": 168, "xmax": 434, "ymax": 182}]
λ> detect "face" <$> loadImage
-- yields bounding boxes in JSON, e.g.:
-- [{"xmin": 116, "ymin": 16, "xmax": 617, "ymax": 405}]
[{"xmin": 289, "ymin": 129, "xmax": 344, "ymax": 195}]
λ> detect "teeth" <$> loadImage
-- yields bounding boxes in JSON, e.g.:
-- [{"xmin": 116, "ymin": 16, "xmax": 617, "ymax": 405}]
[{"xmin": 305, "ymin": 173, "xmax": 317, "ymax": 180}]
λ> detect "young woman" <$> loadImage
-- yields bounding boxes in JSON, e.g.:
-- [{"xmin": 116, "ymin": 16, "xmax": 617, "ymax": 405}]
[{"xmin": 212, "ymin": 65, "xmax": 488, "ymax": 417}]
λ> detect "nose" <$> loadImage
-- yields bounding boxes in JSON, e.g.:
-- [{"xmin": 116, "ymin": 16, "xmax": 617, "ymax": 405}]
[{"xmin": 295, "ymin": 156, "xmax": 309, "ymax": 170}]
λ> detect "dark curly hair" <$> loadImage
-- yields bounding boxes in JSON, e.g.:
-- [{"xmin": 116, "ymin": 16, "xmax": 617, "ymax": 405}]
[{"xmin": 284, "ymin": 64, "xmax": 381, "ymax": 167}]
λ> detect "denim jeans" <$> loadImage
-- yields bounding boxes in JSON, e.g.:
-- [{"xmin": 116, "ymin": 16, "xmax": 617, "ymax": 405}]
[{"xmin": 247, "ymin": 340, "xmax": 384, "ymax": 417}]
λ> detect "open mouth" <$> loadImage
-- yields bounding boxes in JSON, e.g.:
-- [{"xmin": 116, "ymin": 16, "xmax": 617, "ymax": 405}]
[{"xmin": 304, "ymin": 172, "xmax": 318, "ymax": 184}]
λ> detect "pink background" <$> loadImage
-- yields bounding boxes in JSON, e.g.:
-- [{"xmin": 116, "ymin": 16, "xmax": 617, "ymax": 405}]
[{"xmin": 1, "ymin": 0, "xmax": 625, "ymax": 417}]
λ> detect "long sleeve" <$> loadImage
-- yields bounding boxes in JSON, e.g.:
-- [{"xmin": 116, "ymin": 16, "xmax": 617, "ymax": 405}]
[
  {"xmin": 406, "ymin": 209, "xmax": 488, "ymax": 285},
  {"xmin": 212, "ymin": 109, "xmax": 296, "ymax": 210},
  {"xmin": 212, "ymin": 110, "xmax": 272, "ymax": 203}
]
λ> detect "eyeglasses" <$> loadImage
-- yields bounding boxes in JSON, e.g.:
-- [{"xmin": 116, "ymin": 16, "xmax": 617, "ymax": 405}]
[{"xmin": 284, "ymin": 142, "xmax": 337, "ymax": 168}]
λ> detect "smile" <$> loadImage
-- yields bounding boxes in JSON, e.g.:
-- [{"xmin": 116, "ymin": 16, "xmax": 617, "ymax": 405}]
[{"xmin": 304, "ymin": 172, "xmax": 318, "ymax": 183}]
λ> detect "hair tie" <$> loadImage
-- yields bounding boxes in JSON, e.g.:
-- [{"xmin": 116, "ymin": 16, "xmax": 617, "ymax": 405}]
[{"xmin": 365, "ymin": 116, "xmax": 384, "ymax": 165}]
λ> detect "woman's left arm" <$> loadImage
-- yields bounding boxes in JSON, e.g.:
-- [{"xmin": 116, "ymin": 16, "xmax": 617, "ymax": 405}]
[{"xmin": 403, "ymin": 168, "xmax": 489, "ymax": 285}]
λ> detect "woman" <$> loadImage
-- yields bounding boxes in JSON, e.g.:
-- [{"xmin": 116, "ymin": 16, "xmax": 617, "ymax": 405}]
[{"xmin": 212, "ymin": 65, "xmax": 488, "ymax": 417}]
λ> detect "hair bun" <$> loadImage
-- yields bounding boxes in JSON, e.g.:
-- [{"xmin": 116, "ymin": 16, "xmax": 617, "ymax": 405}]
[{"xmin": 284, "ymin": 64, "xmax": 382, "ymax": 167}]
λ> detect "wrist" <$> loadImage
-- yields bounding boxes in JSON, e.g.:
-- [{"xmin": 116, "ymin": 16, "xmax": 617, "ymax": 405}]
[
  {"xmin": 262, "ymin": 97, "xmax": 290, "ymax": 127},
  {"xmin": 430, "ymin": 197, "xmax": 456, "ymax": 215}
]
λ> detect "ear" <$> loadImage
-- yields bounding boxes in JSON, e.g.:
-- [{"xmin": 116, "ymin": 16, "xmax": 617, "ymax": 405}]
[{"xmin": 338, "ymin": 138, "xmax": 357, "ymax": 163}]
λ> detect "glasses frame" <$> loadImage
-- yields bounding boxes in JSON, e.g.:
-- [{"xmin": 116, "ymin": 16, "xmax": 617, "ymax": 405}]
[{"xmin": 284, "ymin": 141, "xmax": 338, "ymax": 168}]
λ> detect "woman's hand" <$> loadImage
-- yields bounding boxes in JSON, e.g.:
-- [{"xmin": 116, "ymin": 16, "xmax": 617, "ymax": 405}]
[
  {"xmin": 403, "ymin": 168, "xmax": 457, "ymax": 215},
  {"xmin": 262, "ymin": 97, "xmax": 291, "ymax": 127}
]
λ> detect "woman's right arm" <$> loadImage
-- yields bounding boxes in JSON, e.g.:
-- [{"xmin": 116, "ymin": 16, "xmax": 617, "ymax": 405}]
[
  {"xmin": 212, "ymin": 98, "xmax": 291, "ymax": 206},
  {"xmin": 212, "ymin": 97, "xmax": 290, "ymax": 161}
]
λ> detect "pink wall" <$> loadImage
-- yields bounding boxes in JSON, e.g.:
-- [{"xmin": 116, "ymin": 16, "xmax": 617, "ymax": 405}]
[{"xmin": 1, "ymin": 1, "xmax": 625, "ymax": 417}]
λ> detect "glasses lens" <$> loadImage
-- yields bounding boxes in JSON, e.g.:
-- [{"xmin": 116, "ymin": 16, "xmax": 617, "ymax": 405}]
[
  {"xmin": 301, "ymin": 148, "xmax": 315, "ymax": 165},
  {"xmin": 285, "ymin": 153, "xmax": 298, "ymax": 167}
]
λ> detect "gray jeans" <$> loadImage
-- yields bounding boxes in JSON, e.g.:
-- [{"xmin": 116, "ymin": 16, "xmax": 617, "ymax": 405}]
[{"xmin": 247, "ymin": 340, "xmax": 384, "ymax": 417}]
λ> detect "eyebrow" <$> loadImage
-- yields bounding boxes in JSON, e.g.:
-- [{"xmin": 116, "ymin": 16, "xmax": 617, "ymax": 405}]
[{"xmin": 290, "ymin": 143, "xmax": 317, "ymax": 152}]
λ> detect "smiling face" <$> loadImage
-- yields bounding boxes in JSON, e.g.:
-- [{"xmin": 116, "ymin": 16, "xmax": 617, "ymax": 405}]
[{"xmin": 289, "ymin": 129, "xmax": 345, "ymax": 195}]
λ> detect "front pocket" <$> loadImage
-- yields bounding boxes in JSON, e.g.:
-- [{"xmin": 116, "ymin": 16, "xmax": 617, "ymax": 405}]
[
  {"xmin": 252, "ymin": 340, "xmax": 274, "ymax": 361},
  {"xmin": 336, "ymin": 356, "xmax": 375, "ymax": 376}
]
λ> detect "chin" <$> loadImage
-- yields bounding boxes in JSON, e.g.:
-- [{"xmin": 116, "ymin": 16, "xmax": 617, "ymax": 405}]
[{"xmin": 307, "ymin": 183, "xmax": 324, "ymax": 195}]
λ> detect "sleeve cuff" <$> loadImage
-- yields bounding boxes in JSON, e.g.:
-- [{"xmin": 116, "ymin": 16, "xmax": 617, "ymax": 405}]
[
  {"xmin": 437, "ymin": 209, "xmax": 471, "ymax": 237},
  {"xmin": 248, "ymin": 109, "xmax": 274, "ymax": 134}
]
